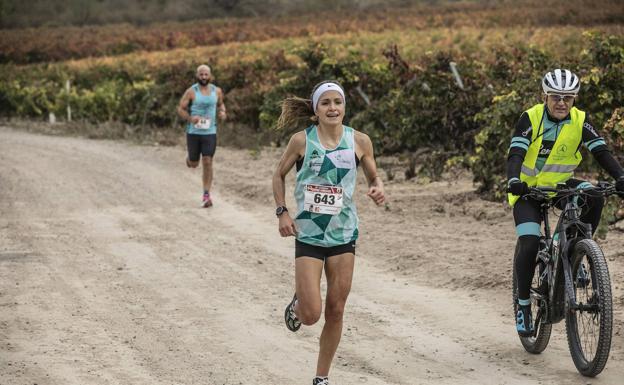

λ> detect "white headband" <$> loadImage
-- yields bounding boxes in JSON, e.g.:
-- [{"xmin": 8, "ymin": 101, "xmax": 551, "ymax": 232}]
[{"xmin": 312, "ymin": 83, "xmax": 345, "ymax": 113}]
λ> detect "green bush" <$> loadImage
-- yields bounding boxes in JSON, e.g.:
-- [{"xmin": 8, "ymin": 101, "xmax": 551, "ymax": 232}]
[
  {"xmin": 352, "ymin": 51, "xmax": 492, "ymax": 156},
  {"xmin": 1, "ymin": 32, "xmax": 623, "ymax": 202}
]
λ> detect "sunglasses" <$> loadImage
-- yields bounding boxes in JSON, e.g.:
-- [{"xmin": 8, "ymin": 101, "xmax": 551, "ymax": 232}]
[{"xmin": 547, "ymin": 94, "xmax": 576, "ymax": 103}]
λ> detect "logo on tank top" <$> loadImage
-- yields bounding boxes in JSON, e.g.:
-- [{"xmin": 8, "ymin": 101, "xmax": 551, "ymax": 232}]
[
  {"xmin": 308, "ymin": 150, "xmax": 323, "ymax": 173},
  {"xmin": 325, "ymin": 149, "xmax": 355, "ymax": 169}
]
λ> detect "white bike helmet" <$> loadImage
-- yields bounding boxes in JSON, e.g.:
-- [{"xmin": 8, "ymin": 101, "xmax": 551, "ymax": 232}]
[{"xmin": 542, "ymin": 69, "xmax": 580, "ymax": 95}]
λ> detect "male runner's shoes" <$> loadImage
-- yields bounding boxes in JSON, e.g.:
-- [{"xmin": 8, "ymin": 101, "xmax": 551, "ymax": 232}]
[
  {"xmin": 516, "ymin": 305, "xmax": 534, "ymax": 337},
  {"xmin": 284, "ymin": 293, "xmax": 301, "ymax": 332},
  {"xmin": 312, "ymin": 377, "xmax": 329, "ymax": 385},
  {"xmin": 202, "ymin": 192, "xmax": 213, "ymax": 208}
]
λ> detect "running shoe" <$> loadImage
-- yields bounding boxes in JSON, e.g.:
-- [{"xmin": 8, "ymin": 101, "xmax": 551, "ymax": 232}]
[
  {"xmin": 516, "ymin": 305, "xmax": 534, "ymax": 337},
  {"xmin": 202, "ymin": 192, "xmax": 213, "ymax": 208},
  {"xmin": 284, "ymin": 293, "xmax": 301, "ymax": 332},
  {"xmin": 312, "ymin": 377, "xmax": 329, "ymax": 385}
]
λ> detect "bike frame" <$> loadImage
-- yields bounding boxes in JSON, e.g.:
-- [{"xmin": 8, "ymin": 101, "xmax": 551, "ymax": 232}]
[{"xmin": 532, "ymin": 189, "xmax": 593, "ymax": 324}]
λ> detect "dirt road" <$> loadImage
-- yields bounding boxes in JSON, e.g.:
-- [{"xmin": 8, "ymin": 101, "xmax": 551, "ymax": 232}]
[{"xmin": 1, "ymin": 126, "xmax": 623, "ymax": 384}]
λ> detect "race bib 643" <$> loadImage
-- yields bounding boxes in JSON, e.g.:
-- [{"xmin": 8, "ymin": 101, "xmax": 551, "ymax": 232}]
[{"xmin": 304, "ymin": 184, "xmax": 343, "ymax": 215}]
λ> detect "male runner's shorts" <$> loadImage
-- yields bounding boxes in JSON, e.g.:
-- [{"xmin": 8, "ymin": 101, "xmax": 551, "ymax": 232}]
[
  {"xmin": 295, "ymin": 240, "xmax": 356, "ymax": 260},
  {"xmin": 187, "ymin": 133, "xmax": 217, "ymax": 161}
]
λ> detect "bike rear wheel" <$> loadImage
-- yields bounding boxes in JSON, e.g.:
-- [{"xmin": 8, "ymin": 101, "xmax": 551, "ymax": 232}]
[
  {"xmin": 512, "ymin": 242, "xmax": 552, "ymax": 353},
  {"xmin": 565, "ymin": 239, "xmax": 613, "ymax": 377}
]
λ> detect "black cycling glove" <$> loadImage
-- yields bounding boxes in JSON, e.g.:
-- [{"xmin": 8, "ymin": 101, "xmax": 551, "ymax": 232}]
[{"xmin": 508, "ymin": 180, "xmax": 530, "ymax": 196}]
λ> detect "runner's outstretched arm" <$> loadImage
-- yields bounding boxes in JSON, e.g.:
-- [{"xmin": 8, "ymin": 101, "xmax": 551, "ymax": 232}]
[
  {"xmin": 272, "ymin": 132, "xmax": 305, "ymax": 236},
  {"xmin": 357, "ymin": 132, "xmax": 385, "ymax": 205},
  {"xmin": 216, "ymin": 87, "xmax": 227, "ymax": 121},
  {"xmin": 177, "ymin": 89, "xmax": 199, "ymax": 125}
]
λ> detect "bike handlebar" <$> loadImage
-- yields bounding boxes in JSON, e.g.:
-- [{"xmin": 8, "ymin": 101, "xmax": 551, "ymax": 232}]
[{"xmin": 524, "ymin": 182, "xmax": 616, "ymax": 202}]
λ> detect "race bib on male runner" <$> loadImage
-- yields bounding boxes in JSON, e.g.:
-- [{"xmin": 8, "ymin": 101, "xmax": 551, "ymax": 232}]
[
  {"xmin": 304, "ymin": 184, "xmax": 343, "ymax": 215},
  {"xmin": 194, "ymin": 117, "xmax": 212, "ymax": 130}
]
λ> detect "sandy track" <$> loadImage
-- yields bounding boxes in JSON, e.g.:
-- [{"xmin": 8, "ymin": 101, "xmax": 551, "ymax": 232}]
[{"xmin": 1, "ymin": 126, "xmax": 623, "ymax": 384}]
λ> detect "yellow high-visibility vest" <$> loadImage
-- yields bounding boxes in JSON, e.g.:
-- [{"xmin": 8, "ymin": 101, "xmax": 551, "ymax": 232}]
[{"xmin": 508, "ymin": 103, "xmax": 585, "ymax": 206}]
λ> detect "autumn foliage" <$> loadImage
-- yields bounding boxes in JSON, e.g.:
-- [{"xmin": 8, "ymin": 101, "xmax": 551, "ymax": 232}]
[{"xmin": 1, "ymin": 0, "xmax": 623, "ymax": 64}]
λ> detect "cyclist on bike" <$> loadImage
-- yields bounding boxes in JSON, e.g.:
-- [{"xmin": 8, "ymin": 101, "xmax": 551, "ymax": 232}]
[{"xmin": 507, "ymin": 69, "xmax": 624, "ymax": 336}]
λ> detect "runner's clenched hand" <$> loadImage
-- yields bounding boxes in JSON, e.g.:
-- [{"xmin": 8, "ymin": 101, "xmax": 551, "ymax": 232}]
[
  {"xmin": 278, "ymin": 213, "xmax": 298, "ymax": 237},
  {"xmin": 367, "ymin": 185, "xmax": 385, "ymax": 205}
]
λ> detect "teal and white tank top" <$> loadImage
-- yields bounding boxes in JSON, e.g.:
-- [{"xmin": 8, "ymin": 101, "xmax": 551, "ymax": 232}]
[
  {"xmin": 186, "ymin": 83, "xmax": 217, "ymax": 135},
  {"xmin": 294, "ymin": 125, "xmax": 359, "ymax": 247}
]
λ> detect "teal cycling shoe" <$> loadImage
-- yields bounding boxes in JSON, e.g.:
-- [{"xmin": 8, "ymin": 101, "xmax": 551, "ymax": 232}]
[{"xmin": 516, "ymin": 305, "xmax": 534, "ymax": 337}]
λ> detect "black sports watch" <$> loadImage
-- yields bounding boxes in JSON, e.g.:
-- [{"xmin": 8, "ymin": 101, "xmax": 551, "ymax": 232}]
[{"xmin": 275, "ymin": 206, "xmax": 288, "ymax": 217}]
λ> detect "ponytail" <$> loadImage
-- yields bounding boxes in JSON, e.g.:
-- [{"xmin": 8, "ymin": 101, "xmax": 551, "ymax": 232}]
[{"xmin": 276, "ymin": 97, "xmax": 315, "ymax": 132}]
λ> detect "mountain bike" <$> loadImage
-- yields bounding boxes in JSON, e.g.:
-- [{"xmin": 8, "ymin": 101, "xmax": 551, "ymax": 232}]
[{"xmin": 512, "ymin": 182, "xmax": 616, "ymax": 377}]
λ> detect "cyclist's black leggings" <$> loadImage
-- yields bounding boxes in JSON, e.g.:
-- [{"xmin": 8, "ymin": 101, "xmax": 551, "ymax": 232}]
[{"xmin": 513, "ymin": 179, "xmax": 604, "ymax": 300}]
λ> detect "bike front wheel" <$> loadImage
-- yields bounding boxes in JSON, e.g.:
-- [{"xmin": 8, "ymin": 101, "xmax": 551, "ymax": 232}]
[{"xmin": 565, "ymin": 239, "xmax": 613, "ymax": 377}]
